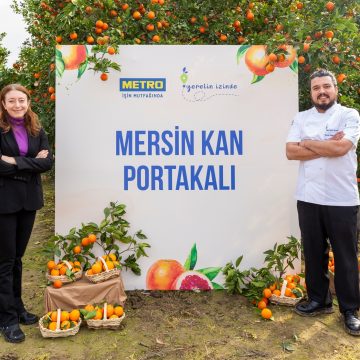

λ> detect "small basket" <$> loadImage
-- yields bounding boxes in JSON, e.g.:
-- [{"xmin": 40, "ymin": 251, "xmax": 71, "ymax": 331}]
[
  {"xmin": 268, "ymin": 280, "xmax": 303, "ymax": 307},
  {"xmin": 85, "ymin": 257, "xmax": 121, "ymax": 284},
  {"xmin": 86, "ymin": 303, "xmax": 125, "ymax": 330},
  {"xmin": 39, "ymin": 309, "xmax": 81, "ymax": 338},
  {"xmin": 46, "ymin": 260, "xmax": 83, "ymax": 284}
]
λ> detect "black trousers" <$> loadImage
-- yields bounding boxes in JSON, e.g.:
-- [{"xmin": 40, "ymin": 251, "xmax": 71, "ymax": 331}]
[
  {"xmin": 297, "ymin": 201, "xmax": 360, "ymax": 313},
  {"xmin": 0, "ymin": 209, "xmax": 36, "ymax": 326}
]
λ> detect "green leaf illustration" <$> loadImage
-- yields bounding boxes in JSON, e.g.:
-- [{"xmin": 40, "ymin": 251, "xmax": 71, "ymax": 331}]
[
  {"xmin": 211, "ymin": 282, "xmax": 224, "ymax": 290},
  {"xmin": 55, "ymin": 49, "xmax": 65, "ymax": 78},
  {"xmin": 251, "ymin": 74, "xmax": 265, "ymax": 84},
  {"xmin": 184, "ymin": 243, "xmax": 197, "ymax": 270},
  {"xmin": 197, "ymin": 267, "xmax": 222, "ymax": 281},
  {"xmin": 290, "ymin": 59, "xmax": 298, "ymax": 74},
  {"xmin": 77, "ymin": 58, "xmax": 88, "ymax": 79},
  {"xmin": 236, "ymin": 45, "xmax": 250, "ymax": 64}
]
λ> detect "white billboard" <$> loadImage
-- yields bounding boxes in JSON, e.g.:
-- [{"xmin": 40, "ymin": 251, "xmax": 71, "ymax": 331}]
[{"xmin": 56, "ymin": 45, "xmax": 299, "ymax": 290}]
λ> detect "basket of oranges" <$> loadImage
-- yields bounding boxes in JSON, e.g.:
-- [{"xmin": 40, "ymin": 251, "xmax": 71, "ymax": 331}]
[
  {"xmin": 39, "ymin": 308, "xmax": 82, "ymax": 338},
  {"xmin": 268, "ymin": 274, "xmax": 304, "ymax": 307},
  {"xmin": 85, "ymin": 255, "xmax": 121, "ymax": 284},
  {"xmin": 46, "ymin": 260, "xmax": 83, "ymax": 284},
  {"xmin": 83, "ymin": 303, "xmax": 125, "ymax": 330}
]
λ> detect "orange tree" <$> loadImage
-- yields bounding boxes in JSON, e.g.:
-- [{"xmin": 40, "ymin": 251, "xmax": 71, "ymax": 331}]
[{"xmin": 0, "ymin": 0, "xmax": 359, "ymax": 147}]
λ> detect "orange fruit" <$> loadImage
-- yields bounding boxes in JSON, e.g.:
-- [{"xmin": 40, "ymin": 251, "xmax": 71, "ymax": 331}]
[
  {"xmin": 146, "ymin": 260, "xmax": 184, "ymax": 290},
  {"xmin": 146, "ymin": 24, "xmax": 155, "ymax": 32},
  {"xmin": 107, "ymin": 47, "xmax": 116, "ymax": 55},
  {"xmin": 55, "ymin": 36, "xmax": 62, "ymax": 43},
  {"xmin": 114, "ymin": 306, "xmax": 124, "ymax": 317},
  {"xmin": 261, "ymin": 297, "xmax": 269, "ymax": 305},
  {"xmin": 96, "ymin": 20, "xmax": 104, "ymax": 28},
  {"xmin": 84, "ymin": 304, "xmax": 94, "ymax": 312},
  {"xmin": 73, "ymin": 246, "xmax": 81, "ymax": 254},
  {"xmin": 48, "ymin": 87, "xmax": 55, "ymax": 94},
  {"xmin": 51, "ymin": 269, "xmax": 60, "ymax": 276},
  {"xmin": 269, "ymin": 283, "xmax": 276, "ymax": 291},
  {"xmin": 109, "ymin": 253, "xmax": 117, "ymax": 261},
  {"xmin": 152, "ymin": 35, "xmax": 160, "ymax": 42},
  {"xmin": 122, "ymin": 3, "xmax": 129, "ymax": 10},
  {"xmin": 50, "ymin": 311, "xmax": 58, "ymax": 322},
  {"xmin": 246, "ymin": 11, "xmax": 254, "ymax": 21},
  {"xmin": 268, "ymin": 53, "xmax": 277, "ymax": 62},
  {"xmin": 275, "ymin": 24, "xmax": 284, "ymax": 32},
  {"xmin": 100, "ymin": 73, "xmax": 108, "ymax": 81},
  {"xmin": 285, "ymin": 275, "xmax": 294, "ymax": 283},
  {"xmin": 69, "ymin": 32, "xmax": 78, "ymax": 40},
  {"xmin": 219, "ymin": 34, "xmax": 227, "ymax": 42},
  {"xmin": 332, "ymin": 55, "xmax": 340, "ymax": 64},
  {"xmin": 133, "ymin": 11, "xmax": 142, "ymax": 20},
  {"xmin": 47, "ymin": 260, "xmax": 56, "ymax": 270},
  {"xmin": 148, "ymin": 11, "xmax": 155, "ymax": 19},
  {"xmin": 265, "ymin": 63, "xmax": 275, "ymax": 73},
  {"xmin": 93, "ymin": 310, "xmax": 103, "ymax": 320},
  {"xmin": 74, "ymin": 261, "xmax": 81, "ymax": 267},
  {"xmin": 88, "ymin": 234, "xmax": 97, "ymax": 243},
  {"xmin": 87, "ymin": 269, "xmax": 93, "ymax": 276},
  {"xmin": 261, "ymin": 308, "xmax": 272, "ymax": 319},
  {"xmin": 296, "ymin": 2, "xmax": 303, "ymax": 9},
  {"xmin": 104, "ymin": 261, "xmax": 115, "ymax": 271},
  {"xmin": 337, "ymin": 73, "xmax": 346, "ymax": 83},
  {"xmin": 285, "ymin": 288, "xmax": 293, "ymax": 297},
  {"xmin": 303, "ymin": 43, "xmax": 310, "ymax": 52},
  {"xmin": 69, "ymin": 309, "xmax": 80, "ymax": 321},
  {"xmin": 106, "ymin": 304, "xmax": 114, "ymax": 317},
  {"xmin": 298, "ymin": 56, "xmax": 306, "ymax": 64},
  {"xmin": 60, "ymin": 320, "xmax": 70, "ymax": 330},
  {"xmin": 91, "ymin": 262, "xmax": 102, "ymax": 274},
  {"xmin": 102, "ymin": 22, "xmax": 109, "ymax": 30},
  {"xmin": 325, "ymin": 30, "xmax": 334, "ymax": 39},
  {"xmin": 257, "ymin": 300, "xmax": 267, "ymax": 310},
  {"xmin": 273, "ymin": 289, "xmax": 281, "ymax": 296},
  {"xmin": 325, "ymin": 1, "xmax": 335, "ymax": 12},
  {"xmin": 109, "ymin": 314, "xmax": 118, "ymax": 319},
  {"xmin": 263, "ymin": 288, "xmax": 272, "ymax": 299},
  {"xmin": 60, "ymin": 311, "xmax": 70, "ymax": 322},
  {"xmin": 287, "ymin": 282, "xmax": 296, "ymax": 290},
  {"xmin": 110, "ymin": 10, "xmax": 117, "ymax": 17},
  {"xmin": 48, "ymin": 322, "xmax": 57, "ymax": 331},
  {"xmin": 59, "ymin": 266, "xmax": 67, "ymax": 275}
]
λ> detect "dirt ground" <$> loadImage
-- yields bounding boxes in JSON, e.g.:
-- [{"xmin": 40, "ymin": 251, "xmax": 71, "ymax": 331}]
[{"xmin": 1, "ymin": 179, "xmax": 360, "ymax": 360}]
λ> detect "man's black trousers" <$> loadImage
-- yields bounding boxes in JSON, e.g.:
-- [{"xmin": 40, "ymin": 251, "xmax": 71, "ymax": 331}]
[
  {"xmin": 297, "ymin": 200, "xmax": 360, "ymax": 313},
  {"xmin": 0, "ymin": 209, "xmax": 36, "ymax": 326}
]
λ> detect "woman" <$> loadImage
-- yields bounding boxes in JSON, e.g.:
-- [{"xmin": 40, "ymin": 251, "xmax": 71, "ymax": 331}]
[{"xmin": 0, "ymin": 84, "xmax": 53, "ymax": 343}]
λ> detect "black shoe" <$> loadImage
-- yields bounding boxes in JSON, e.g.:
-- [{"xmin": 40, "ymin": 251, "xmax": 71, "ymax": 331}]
[
  {"xmin": 19, "ymin": 311, "xmax": 39, "ymax": 325},
  {"xmin": 294, "ymin": 299, "xmax": 334, "ymax": 317},
  {"xmin": 343, "ymin": 310, "xmax": 360, "ymax": 336},
  {"xmin": 0, "ymin": 323, "xmax": 25, "ymax": 343}
]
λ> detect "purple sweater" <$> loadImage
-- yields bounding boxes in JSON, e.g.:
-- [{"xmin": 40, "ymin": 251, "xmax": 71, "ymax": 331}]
[{"xmin": 8, "ymin": 116, "xmax": 28, "ymax": 156}]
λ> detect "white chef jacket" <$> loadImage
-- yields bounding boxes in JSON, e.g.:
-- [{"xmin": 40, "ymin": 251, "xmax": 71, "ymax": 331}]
[{"xmin": 287, "ymin": 103, "xmax": 360, "ymax": 206}]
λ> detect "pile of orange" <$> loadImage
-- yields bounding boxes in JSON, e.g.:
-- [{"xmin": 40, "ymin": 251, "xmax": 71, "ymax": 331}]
[
  {"xmin": 266, "ymin": 274, "xmax": 303, "ymax": 299},
  {"xmin": 86, "ymin": 254, "xmax": 120, "ymax": 276},
  {"xmin": 47, "ymin": 260, "xmax": 82, "ymax": 276},
  {"xmin": 83, "ymin": 304, "xmax": 124, "ymax": 320},
  {"xmin": 44, "ymin": 309, "xmax": 81, "ymax": 331}
]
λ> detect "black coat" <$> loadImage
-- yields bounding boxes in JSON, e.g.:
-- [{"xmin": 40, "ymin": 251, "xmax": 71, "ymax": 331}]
[{"xmin": 0, "ymin": 127, "xmax": 53, "ymax": 214}]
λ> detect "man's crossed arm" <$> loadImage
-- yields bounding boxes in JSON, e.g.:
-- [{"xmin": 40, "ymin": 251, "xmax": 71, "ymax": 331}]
[{"xmin": 286, "ymin": 131, "xmax": 353, "ymax": 160}]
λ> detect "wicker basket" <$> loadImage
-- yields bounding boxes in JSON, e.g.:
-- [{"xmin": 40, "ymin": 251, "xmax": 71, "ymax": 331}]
[
  {"xmin": 46, "ymin": 260, "xmax": 83, "ymax": 284},
  {"xmin": 39, "ymin": 309, "xmax": 81, "ymax": 338},
  {"xmin": 85, "ymin": 257, "xmax": 121, "ymax": 284},
  {"xmin": 86, "ymin": 303, "xmax": 125, "ymax": 330},
  {"xmin": 268, "ymin": 280, "xmax": 303, "ymax": 307},
  {"xmin": 269, "ymin": 294, "xmax": 303, "ymax": 306}
]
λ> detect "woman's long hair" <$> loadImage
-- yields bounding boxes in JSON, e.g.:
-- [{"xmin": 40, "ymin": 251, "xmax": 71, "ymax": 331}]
[{"xmin": 0, "ymin": 84, "xmax": 41, "ymax": 136}]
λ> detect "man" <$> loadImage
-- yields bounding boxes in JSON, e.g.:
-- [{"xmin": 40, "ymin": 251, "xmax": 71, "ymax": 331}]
[{"xmin": 286, "ymin": 69, "xmax": 360, "ymax": 336}]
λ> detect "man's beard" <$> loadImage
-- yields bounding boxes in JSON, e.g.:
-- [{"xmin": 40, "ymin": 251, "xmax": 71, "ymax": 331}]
[{"xmin": 312, "ymin": 95, "xmax": 336, "ymax": 111}]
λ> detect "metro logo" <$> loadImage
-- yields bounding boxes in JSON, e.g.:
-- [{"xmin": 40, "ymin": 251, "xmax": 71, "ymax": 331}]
[{"xmin": 120, "ymin": 78, "xmax": 166, "ymax": 92}]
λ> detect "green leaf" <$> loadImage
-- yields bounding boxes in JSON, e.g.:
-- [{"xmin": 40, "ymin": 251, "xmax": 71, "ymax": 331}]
[
  {"xmin": 251, "ymin": 74, "xmax": 265, "ymax": 84},
  {"xmin": 236, "ymin": 45, "xmax": 250, "ymax": 64},
  {"xmin": 282, "ymin": 341, "xmax": 295, "ymax": 352},
  {"xmin": 56, "ymin": 49, "xmax": 65, "ymax": 78},
  {"xmin": 235, "ymin": 255, "xmax": 243, "ymax": 268},
  {"xmin": 290, "ymin": 59, "xmax": 298, "ymax": 74},
  {"xmin": 54, "ymin": 248, "xmax": 61, "ymax": 257},
  {"xmin": 84, "ymin": 310, "xmax": 97, "ymax": 320},
  {"xmin": 211, "ymin": 282, "xmax": 224, "ymax": 290},
  {"xmin": 184, "ymin": 243, "xmax": 197, "ymax": 270},
  {"xmin": 197, "ymin": 267, "xmax": 222, "ymax": 281}
]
